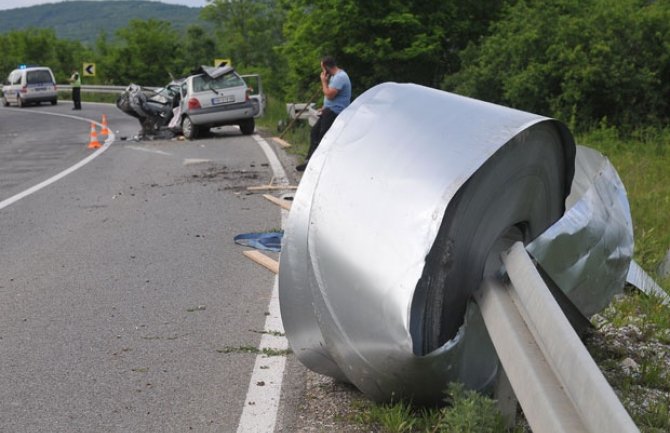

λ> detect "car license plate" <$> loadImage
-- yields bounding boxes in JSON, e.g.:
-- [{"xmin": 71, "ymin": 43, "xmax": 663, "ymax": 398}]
[
  {"xmin": 35, "ymin": 87, "xmax": 46, "ymax": 91},
  {"xmin": 212, "ymin": 95, "xmax": 234, "ymax": 104}
]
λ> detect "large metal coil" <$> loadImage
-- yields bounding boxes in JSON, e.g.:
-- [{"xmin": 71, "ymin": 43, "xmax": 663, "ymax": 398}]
[{"xmin": 279, "ymin": 83, "xmax": 631, "ymax": 403}]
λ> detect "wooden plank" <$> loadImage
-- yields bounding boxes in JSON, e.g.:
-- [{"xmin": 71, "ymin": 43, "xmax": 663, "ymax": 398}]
[
  {"xmin": 243, "ymin": 250, "xmax": 279, "ymax": 274},
  {"xmin": 272, "ymin": 136, "xmax": 292, "ymax": 148},
  {"xmin": 247, "ymin": 184, "xmax": 298, "ymax": 191},
  {"xmin": 263, "ymin": 194, "xmax": 292, "ymax": 211}
]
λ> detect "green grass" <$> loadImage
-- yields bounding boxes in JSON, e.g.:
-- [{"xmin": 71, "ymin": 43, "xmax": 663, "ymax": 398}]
[
  {"xmin": 351, "ymin": 383, "xmax": 524, "ymax": 433},
  {"xmin": 579, "ymin": 128, "xmax": 670, "ymax": 432}
]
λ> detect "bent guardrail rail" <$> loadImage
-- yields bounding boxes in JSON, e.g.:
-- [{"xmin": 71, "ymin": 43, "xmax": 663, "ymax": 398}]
[{"xmin": 477, "ymin": 243, "xmax": 639, "ymax": 433}]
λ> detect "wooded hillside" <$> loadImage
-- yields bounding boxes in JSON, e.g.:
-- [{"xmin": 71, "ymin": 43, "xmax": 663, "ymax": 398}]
[
  {"xmin": 0, "ymin": 1, "xmax": 202, "ymax": 44},
  {"xmin": 2, "ymin": 0, "xmax": 669, "ymax": 131}
]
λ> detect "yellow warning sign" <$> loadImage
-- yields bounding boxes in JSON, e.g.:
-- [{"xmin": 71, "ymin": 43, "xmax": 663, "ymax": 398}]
[
  {"xmin": 214, "ymin": 58, "xmax": 231, "ymax": 68},
  {"xmin": 83, "ymin": 63, "xmax": 96, "ymax": 77}
]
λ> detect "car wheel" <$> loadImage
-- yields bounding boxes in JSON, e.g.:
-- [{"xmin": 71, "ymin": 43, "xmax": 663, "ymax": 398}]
[
  {"xmin": 51, "ymin": 99, "xmax": 57, "ymax": 105},
  {"xmin": 2, "ymin": 98, "xmax": 8, "ymax": 107},
  {"xmin": 181, "ymin": 116, "xmax": 199, "ymax": 139},
  {"xmin": 17, "ymin": 97, "xmax": 24, "ymax": 108},
  {"xmin": 239, "ymin": 118, "xmax": 255, "ymax": 135}
]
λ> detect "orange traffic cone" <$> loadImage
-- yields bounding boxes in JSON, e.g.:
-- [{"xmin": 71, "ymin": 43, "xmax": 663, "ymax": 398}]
[
  {"xmin": 88, "ymin": 123, "xmax": 101, "ymax": 149},
  {"xmin": 100, "ymin": 114, "xmax": 109, "ymax": 136}
]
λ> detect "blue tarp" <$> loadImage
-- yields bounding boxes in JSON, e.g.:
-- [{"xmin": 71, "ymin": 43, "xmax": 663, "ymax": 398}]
[{"xmin": 234, "ymin": 231, "xmax": 283, "ymax": 252}]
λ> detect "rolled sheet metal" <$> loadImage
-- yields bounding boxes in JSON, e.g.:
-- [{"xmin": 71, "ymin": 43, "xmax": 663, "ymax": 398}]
[
  {"xmin": 528, "ymin": 145, "xmax": 634, "ymax": 316},
  {"xmin": 279, "ymin": 83, "xmax": 576, "ymax": 403}
]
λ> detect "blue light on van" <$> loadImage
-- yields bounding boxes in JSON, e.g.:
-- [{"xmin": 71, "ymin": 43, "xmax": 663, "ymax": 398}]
[{"xmin": 19, "ymin": 64, "xmax": 27, "ymax": 69}]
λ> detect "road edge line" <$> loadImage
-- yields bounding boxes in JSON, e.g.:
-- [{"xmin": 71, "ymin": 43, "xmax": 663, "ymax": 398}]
[
  {"xmin": 236, "ymin": 277, "xmax": 287, "ymax": 433},
  {"xmin": 237, "ymin": 134, "xmax": 290, "ymax": 433}
]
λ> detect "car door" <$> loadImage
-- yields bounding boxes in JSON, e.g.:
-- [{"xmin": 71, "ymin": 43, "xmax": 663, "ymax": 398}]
[{"xmin": 241, "ymin": 74, "xmax": 266, "ymax": 118}]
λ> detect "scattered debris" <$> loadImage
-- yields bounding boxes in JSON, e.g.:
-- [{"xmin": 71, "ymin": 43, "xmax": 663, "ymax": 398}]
[
  {"xmin": 234, "ymin": 232, "xmax": 283, "ymax": 252},
  {"xmin": 263, "ymin": 194, "xmax": 292, "ymax": 211},
  {"xmin": 272, "ymin": 137, "xmax": 292, "ymax": 148},
  {"xmin": 216, "ymin": 345, "xmax": 292, "ymax": 357}
]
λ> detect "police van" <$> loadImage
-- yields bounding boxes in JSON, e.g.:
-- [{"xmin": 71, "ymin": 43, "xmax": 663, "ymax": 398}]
[{"xmin": 2, "ymin": 66, "xmax": 58, "ymax": 107}]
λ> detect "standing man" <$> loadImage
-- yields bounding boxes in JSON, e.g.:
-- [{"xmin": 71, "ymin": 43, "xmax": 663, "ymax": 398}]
[
  {"xmin": 69, "ymin": 69, "xmax": 81, "ymax": 110},
  {"xmin": 296, "ymin": 55, "xmax": 351, "ymax": 171}
]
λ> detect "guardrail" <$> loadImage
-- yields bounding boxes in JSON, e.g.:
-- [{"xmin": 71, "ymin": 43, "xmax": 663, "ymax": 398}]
[
  {"xmin": 476, "ymin": 242, "xmax": 640, "ymax": 433},
  {"xmin": 59, "ymin": 84, "xmax": 158, "ymax": 94}
]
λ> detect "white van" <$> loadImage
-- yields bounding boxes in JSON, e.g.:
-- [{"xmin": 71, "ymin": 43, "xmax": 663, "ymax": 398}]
[{"xmin": 2, "ymin": 66, "xmax": 58, "ymax": 107}]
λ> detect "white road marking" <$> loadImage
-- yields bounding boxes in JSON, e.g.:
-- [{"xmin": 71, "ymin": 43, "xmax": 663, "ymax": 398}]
[
  {"xmin": 125, "ymin": 145, "xmax": 173, "ymax": 156},
  {"xmin": 237, "ymin": 134, "xmax": 290, "ymax": 433},
  {"xmin": 237, "ymin": 278, "xmax": 288, "ymax": 433},
  {"xmin": 0, "ymin": 109, "xmax": 115, "ymax": 211},
  {"xmin": 253, "ymin": 134, "xmax": 289, "ymax": 184}
]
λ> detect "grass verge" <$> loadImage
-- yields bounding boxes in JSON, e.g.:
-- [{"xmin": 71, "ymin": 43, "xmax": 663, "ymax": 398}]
[
  {"xmin": 256, "ymin": 94, "xmax": 312, "ymax": 160},
  {"xmin": 348, "ymin": 383, "xmax": 526, "ymax": 433},
  {"xmin": 58, "ymin": 91, "xmax": 119, "ymax": 104}
]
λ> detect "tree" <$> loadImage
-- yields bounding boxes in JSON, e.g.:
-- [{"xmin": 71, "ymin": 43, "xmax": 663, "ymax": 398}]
[
  {"xmin": 104, "ymin": 19, "xmax": 180, "ymax": 85},
  {"xmin": 1, "ymin": 29, "xmax": 58, "ymax": 74},
  {"xmin": 175, "ymin": 25, "xmax": 217, "ymax": 76},
  {"xmin": 278, "ymin": 0, "xmax": 510, "ymax": 100},
  {"xmin": 444, "ymin": 0, "xmax": 670, "ymax": 129},
  {"xmin": 201, "ymin": 0, "xmax": 283, "ymax": 69},
  {"xmin": 0, "ymin": 29, "xmax": 90, "ymax": 83}
]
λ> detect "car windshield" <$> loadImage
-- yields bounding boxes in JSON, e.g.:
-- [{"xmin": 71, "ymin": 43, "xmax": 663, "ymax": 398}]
[
  {"xmin": 193, "ymin": 72, "xmax": 244, "ymax": 93},
  {"xmin": 27, "ymin": 70, "xmax": 53, "ymax": 84}
]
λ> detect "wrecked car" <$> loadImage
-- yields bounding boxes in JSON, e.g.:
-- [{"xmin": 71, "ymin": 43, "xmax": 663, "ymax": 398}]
[
  {"xmin": 116, "ymin": 83, "xmax": 182, "ymax": 139},
  {"xmin": 116, "ymin": 65, "xmax": 264, "ymax": 139}
]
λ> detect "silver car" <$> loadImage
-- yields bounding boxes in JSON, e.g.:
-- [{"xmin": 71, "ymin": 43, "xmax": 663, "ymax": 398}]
[
  {"xmin": 177, "ymin": 65, "xmax": 263, "ymax": 139},
  {"xmin": 2, "ymin": 66, "xmax": 58, "ymax": 107}
]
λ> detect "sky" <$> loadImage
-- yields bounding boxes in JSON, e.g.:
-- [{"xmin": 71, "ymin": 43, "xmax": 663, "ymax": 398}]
[{"xmin": 0, "ymin": 0, "xmax": 208, "ymax": 11}]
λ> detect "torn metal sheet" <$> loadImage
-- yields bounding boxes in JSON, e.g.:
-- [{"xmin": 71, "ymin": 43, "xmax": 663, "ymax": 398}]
[
  {"xmin": 279, "ymin": 83, "xmax": 576, "ymax": 403},
  {"xmin": 627, "ymin": 260, "xmax": 670, "ymax": 304},
  {"xmin": 527, "ymin": 145, "xmax": 634, "ymax": 316}
]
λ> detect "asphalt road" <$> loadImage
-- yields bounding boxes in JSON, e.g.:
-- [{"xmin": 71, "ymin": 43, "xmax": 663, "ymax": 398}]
[{"xmin": 0, "ymin": 101, "xmax": 304, "ymax": 432}]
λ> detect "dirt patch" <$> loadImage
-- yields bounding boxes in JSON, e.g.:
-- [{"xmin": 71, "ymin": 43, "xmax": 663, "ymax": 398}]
[
  {"xmin": 288, "ymin": 370, "xmax": 373, "ymax": 433},
  {"xmin": 182, "ymin": 165, "xmax": 266, "ymax": 191}
]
